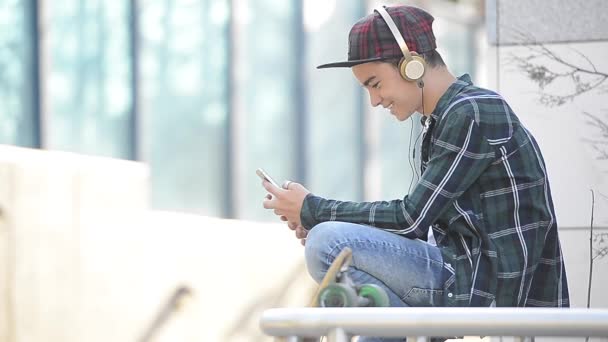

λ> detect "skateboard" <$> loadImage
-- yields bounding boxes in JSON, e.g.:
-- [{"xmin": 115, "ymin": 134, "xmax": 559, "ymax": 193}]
[
  {"xmin": 309, "ymin": 247, "xmax": 390, "ymax": 308},
  {"xmin": 297, "ymin": 248, "xmax": 390, "ymax": 342}
]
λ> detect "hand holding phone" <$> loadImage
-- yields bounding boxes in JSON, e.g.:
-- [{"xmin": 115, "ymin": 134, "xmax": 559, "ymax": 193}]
[{"xmin": 259, "ymin": 168, "xmax": 311, "ymax": 230}]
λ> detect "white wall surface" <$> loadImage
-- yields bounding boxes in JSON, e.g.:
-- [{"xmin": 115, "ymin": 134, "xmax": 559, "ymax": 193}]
[
  {"xmin": 493, "ymin": 42, "xmax": 608, "ymax": 228},
  {"xmin": 0, "ymin": 145, "xmax": 315, "ymax": 342},
  {"xmin": 77, "ymin": 211, "xmax": 312, "ymax": 342},
  {"xmin": 486, "ymin": 0, "xmax": 608, "ymax": 44},
  {"xmin": 485, "ymin": 0, "xmax": 608, "ymax": 311}
]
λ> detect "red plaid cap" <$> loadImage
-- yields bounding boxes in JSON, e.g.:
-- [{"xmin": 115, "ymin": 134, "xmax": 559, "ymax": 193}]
[{"xmin": 318, "ymin": 5, "xmax": 436, "ymax": 69}]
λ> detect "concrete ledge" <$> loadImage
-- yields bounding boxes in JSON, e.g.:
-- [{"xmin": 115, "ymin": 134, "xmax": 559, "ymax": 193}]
[{"xmin": 486, "ymin": 0, "xmax": 608, "ymax": 45}]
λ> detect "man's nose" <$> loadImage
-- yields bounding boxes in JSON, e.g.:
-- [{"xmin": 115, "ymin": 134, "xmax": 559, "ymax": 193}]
[{"xmin": 369, "ymin": 90, "xmax": 382, "ymax": 107}]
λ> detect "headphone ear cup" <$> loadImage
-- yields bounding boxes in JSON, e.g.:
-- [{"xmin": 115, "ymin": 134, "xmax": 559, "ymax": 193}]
[
  {"xmin": 403, "ymin": 55, "xmax": 426, "ymax": 82},
  {"xmin": 398, "ymin": 57, "xmax": 409, "ymax": 80}
]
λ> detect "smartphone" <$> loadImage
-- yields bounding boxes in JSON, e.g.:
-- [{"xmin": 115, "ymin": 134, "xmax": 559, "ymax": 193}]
[{"xmin": 256, "ymin": 168, "xmax": 281, "ymax": 188}]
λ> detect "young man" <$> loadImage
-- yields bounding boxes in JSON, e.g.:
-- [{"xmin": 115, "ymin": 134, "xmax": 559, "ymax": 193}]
[{"xmin": 262, "ymin": 3, "xmax": 569, "ymax": 321}]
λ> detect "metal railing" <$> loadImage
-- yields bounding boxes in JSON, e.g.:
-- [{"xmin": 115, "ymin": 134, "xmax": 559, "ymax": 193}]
[{"xmin": 260, "ymin": 307, "xmax": 608, "ymax": 342}]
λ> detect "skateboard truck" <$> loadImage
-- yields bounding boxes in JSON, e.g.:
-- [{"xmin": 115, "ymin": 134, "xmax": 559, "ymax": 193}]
[{"xmin": 312, "ymin": 247, "xmax": 390, "ymax": 308}]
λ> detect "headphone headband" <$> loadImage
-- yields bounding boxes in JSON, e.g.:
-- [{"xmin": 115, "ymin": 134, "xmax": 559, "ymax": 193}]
[{"xmin": 375, "ymin": 6, "xmax": 413, "ymax": 61}]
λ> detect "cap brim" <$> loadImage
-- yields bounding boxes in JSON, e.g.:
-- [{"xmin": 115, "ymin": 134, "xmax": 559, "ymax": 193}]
[{"xmin": 316, "ymin": 57, "xmax": 386, "ymax": 69}]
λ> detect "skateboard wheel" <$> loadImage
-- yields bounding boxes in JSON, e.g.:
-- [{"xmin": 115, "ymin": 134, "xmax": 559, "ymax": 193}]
[
  {"xmin": 318, "ymin": 283, "xmax": 358, "ymax": 307},
  {"xmin": 358, "ymin": 284, "xmax": 390, "ymax": 307}
]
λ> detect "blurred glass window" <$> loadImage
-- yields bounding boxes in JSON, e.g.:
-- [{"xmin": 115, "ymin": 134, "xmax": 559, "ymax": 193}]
[
  {"xmin": 305, "ymin": 0, "xmax": 365, "ymax": 202},
  {"xmin": 233, "ymin": 0, "xmax": 298, "ymax": 220},
  {"xmin": 140, "ymin": 0, "xmax": 230, "ymax": 216},
  {"xmin": 47, "ymin": 0, "xmax": 133, "ymax": 158},
  {"xmin": 0, "ymin": 0, "xmax": 37, "ymax": 147}
]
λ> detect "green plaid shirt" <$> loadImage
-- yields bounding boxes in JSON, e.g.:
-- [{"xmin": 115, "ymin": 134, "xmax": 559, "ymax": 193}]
[{"xmin": 301, "ymin": 74, "xmax": 569, "ymax": 307}]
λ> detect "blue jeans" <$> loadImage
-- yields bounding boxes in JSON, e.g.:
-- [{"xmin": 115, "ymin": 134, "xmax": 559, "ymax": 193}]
[{"xmin": 305, "ymin": 221, "xmax": 447, "ymax": 342}]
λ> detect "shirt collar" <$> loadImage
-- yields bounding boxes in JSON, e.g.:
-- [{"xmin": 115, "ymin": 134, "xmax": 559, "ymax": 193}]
[{"xmin": 421, "ymin": 74, "xmax": 473, "ymax": 126}]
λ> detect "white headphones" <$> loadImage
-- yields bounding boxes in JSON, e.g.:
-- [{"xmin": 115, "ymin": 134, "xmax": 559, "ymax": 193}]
[{"xmin": 375, "ymin": 6, "xmax": 426, "ymax": 82}]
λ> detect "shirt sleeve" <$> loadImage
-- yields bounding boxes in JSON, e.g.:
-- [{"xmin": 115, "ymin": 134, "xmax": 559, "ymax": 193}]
[{"xmin": 300, "ymin": 108, "xmax": 497, "ymax": 239}]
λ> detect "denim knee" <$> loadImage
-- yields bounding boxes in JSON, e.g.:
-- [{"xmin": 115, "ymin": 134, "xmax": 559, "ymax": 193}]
[{"xmin": 304, "ymin": 221, "xmax": 347, "ymax": 282}]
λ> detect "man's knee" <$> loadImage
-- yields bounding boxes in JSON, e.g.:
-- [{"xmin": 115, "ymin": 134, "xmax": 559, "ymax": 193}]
[{"xmin": 304, "ymin": 221, "xmax": 357, "ymax": 282}]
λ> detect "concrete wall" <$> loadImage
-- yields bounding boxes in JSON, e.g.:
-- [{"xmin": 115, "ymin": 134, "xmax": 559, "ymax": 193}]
[
  {"xmin": 0, "ymin": 145, "xmax": 315, "ymax": 342},
  {"xmin": 0, "ymin": 145, "xmax": 149, "ymax": 342},
  {"xmin": 485, "ymin": 0, "xmax": 608, "ymax": 309},
  {"xmin": 486, "ymin": 0, "xmax": 608, "ymax": 45}
]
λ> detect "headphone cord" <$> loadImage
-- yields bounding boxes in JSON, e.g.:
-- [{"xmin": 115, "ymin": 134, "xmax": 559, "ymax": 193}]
[
  {"xmin": 408, "ymin": 82, "xmax": 425, "ymax": 193},
  {"xmin": 412, "ymin": 124, "xmax": 423, "ymax": 180},
  {"xmin": 407, "ymin": 117, "xmax": 416, "ymax": 194},
  {"xmin": 418, "ymin": 84, "xmax": 425, "ymax": 182}
]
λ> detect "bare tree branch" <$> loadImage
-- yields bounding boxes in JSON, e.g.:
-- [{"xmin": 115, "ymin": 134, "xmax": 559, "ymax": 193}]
[
  {"xmin": 582, "ymin": 112, "xmax": 608, "ymax": 137},
  {"xmin": 570, "ymin": 46, "xmax": 598, "ymax": 73},
  {"xmin": 509, "ymin": 41, "xmax": 608, "ymax": 109},
  {"xmin": 536, "ymin": 44, "xmax": 608, "ymax": 77}
]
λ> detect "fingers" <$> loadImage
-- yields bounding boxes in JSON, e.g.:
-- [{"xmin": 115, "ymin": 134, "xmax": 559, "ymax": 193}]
[
  {"xmin": 262, "ymin": 180, "xmax": 285, "ymax": 209},
  {"xmin": 289, "ymin": 182, "xmax": 306, "ymax": 192},
  {"xmin": 262, "ymin": 180, "xmax": 284, "ymax": 197},
  {"xmin": 262, "ymin": 198, "xmax": 273, "ymax": 209},
  {"xmin": 282, "ymin": 181, "xmax": 306, "ymax": 192},
  {"xmin": 281, "ymin": 180, "xmax": 293, "ymax": 190},
  {"xmin": 280, "ymin": 215, "xmax": 288, "ymax": 222},
  {"xmin": 262, "ymin": 192, "xmax": 278, "ymax": 210},
  {"xmin": 300, "ymin": 238, "xmax": 306, "ymax": 246},
  {"xmin": 287, "ymin": 221, "xmax": 298, "ymax": 230},
  {"xmin": 295, "ymin": 226, "xmax": 308, "ymax": 239}
]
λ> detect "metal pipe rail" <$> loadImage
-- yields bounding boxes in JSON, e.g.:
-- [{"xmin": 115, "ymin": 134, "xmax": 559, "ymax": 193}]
[{"xmin": 260, "ymin": 307, "xmax": 608, "ymax": 342}]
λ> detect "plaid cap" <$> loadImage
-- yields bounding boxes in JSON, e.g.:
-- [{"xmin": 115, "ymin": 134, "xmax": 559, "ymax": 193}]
[{"xmin": 317, "ymin": 5, "xmax": 436, "ymax": 69}]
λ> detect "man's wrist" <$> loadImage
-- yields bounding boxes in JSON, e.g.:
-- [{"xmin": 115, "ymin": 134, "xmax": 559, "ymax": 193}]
[{"xmin": 300, "ymin": 193, "xmax": 322, "ymax": 230}]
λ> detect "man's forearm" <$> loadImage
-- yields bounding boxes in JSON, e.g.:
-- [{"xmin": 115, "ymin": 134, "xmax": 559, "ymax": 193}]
[{"xmin": 300, "ymin": 194, "xmax": 426, "ymax": 238}]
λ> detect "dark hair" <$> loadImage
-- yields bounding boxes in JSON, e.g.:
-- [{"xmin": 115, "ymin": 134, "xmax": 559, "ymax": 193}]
[{"xmin": 385, "ymin": 49, "xmax": 445, "ymax": 69}]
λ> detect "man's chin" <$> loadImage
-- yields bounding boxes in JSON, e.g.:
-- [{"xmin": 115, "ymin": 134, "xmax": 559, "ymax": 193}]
[{"xmin": 395, "ymin": 112, "xmax": 414, "ymax": 121}]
